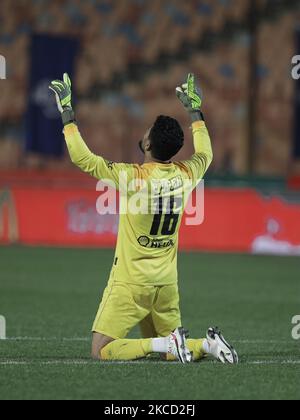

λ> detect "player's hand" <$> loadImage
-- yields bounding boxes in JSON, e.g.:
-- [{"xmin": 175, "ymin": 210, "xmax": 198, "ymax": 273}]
[
  {"xmin": 49, "ymin": 73, "xmax": 72, "ymax": 114},
  {"xmin": 176, "ymin": 74, "xmax": 204, "ymax": 121},
  {"xmin": 49, "ymin": 73, "xmax": 76, "ymax": 126}
]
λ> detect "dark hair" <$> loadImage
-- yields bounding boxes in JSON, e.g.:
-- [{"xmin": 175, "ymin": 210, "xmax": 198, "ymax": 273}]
[{"xmin": 149, "ymin": 115, "xmax": 184, "ymax": 161}]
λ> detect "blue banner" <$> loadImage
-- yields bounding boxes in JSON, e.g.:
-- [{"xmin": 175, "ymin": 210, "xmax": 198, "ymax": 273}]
[
  {"xmin": 294, "ymin": 31, "xmax": 300, "ymax": 158},
  {"xmin": 25, "ymin": 34, "xmax": 78, "ymax": 156}
]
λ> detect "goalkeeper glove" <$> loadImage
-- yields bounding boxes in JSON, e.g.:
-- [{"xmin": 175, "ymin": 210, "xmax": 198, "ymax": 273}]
[
  {"xmin": 176, "ymin": 73, "xmax": 204, "ymax": 122},
  {"xmin": 49, "ymin": 73, "xmax": 76, "ymax": 126}
]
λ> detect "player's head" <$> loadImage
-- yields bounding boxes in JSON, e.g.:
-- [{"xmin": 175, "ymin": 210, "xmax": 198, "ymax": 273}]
[{"xmin": 139, "ymin": 115, "xmax": 184, "ymax": 161}]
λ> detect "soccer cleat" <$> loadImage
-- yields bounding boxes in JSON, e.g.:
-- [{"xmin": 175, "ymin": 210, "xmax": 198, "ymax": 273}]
[
  {"xmin": 206, "ymin": 327, "xmax": 239, "ymax": 364},
  {"xmin": 167, "ymin": 327, "xmax": 192, "ymax": 364}
]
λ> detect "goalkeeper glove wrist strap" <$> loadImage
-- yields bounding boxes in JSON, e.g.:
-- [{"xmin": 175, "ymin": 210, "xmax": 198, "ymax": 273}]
[
  {"xmin": 190, "ymin": 111, "xmax": 205, "ymax": 123},
  {"xmin": 62, "ymin": 109, "xmax": 76, "ymax": 126}
]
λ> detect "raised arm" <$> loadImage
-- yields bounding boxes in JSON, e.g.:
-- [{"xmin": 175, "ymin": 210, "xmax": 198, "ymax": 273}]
[
  {"xmin": 176, "ymin": 74, "xmax": 213, "ymax": 185},
  {"xmin": 63, "ymin": 123, "xmax": 134, "ymax": 184},
  {"xmin": 49, "ymin": 74, "xmax": 134, "ymax": 186}
]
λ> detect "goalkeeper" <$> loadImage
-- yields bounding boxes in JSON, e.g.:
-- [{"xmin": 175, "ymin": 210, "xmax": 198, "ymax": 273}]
[{"xmin": 49, "ymin": 73, "xmax": 238, "ymax": 364}]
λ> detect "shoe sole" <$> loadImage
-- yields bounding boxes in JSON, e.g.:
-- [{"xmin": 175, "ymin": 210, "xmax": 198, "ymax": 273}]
[
  {"xmin": 208, "ymin": 327, "xmax": 239, "ymax": 365},
  {"xmin": 217, "ymin": 333, "xmax": 239, "ymax": 364},
  {"xmin": 174, "ymin": 327, "xmax": 190, "ymax": 364}
]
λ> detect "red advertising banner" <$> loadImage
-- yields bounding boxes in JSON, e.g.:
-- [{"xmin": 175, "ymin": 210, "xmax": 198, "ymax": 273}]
[{"xmin": 1, "ymin": 187, "xmax": 300, "ymax": 254}]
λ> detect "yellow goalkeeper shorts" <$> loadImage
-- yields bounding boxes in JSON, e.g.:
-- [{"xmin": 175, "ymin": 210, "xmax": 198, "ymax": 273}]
[{"xmin": 92, "ymin": 276, "xmax": 181, "ymax": 340}]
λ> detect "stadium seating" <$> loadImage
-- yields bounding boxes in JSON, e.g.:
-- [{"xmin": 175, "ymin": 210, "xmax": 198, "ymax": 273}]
[{"xmin": 0, "ymin": 0, "xmax": 298, "ymax": 175}]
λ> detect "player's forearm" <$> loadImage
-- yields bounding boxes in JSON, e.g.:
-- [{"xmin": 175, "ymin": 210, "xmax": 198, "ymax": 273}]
[
  {"xmin": 63, "ymin": 123, "xmax": 102, "ymax": 177},
  {"xmin": 49, "ymin": 75, "xmax": 111, "ymax": 180},
  {"xmin": 192, "ymin": 121, "xmax": 213, "ymax": 165},
  {"xmin": 176, "ymin": 74, "xmax": 213, "ymax": 167}
]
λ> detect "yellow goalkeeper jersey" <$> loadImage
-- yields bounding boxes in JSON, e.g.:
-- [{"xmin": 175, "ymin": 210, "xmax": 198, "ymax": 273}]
[{"xmin": 64, "ymin": 121, "xmax": 213, "ymax": 286}]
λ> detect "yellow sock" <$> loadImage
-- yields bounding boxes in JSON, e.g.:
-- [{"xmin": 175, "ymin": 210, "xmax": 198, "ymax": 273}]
[
  {"xmin": 100, "ymin": 339, "xmax": 152, "ymax": 361},
  {"xmin": 166, "ymin": 339, "xmax": 207, "ymax": 362},
  {"xmin": 187, "ymin": 339, "xmax": 207, "ymax": 361}
]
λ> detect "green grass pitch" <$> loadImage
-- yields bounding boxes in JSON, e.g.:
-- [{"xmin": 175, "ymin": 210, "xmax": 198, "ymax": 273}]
[{"xmin": 0, "ymin": 246, "xmax": 299, "ymax": 400}]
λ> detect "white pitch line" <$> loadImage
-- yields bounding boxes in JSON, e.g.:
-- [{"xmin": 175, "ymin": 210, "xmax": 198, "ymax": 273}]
[
  {"xmin": 0, "ymin": 360, "xmax": 300, "ymax": 367},
  {"xmin": 5, "ymin": 337, "xmax": 90, "ymax": 342},
  {"xmin": 236, "ymin": 340, "xmax": 295, "ymax": 344},
  {"xmin": 246, "ymin": 360, "xmax": 300, "ymax": 365},
  {"xmin": 0, "ymin": 360, "xmax": 90, "ymax": 366}
]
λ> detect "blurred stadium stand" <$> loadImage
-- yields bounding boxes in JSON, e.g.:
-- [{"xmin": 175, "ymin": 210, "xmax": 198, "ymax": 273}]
[{"xmin": 0, "ymin": 0, "xmax": 300, "ymax": 179}]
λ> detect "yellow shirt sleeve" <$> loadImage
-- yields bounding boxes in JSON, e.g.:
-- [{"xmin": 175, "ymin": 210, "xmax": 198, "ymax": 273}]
[
  {"xmin": 176, "ymin": 120, "xmax": 213, "ymax": 186},
  {"xmin": 64, "ymin": 123, "xmax": 135, "ymax": 188}
]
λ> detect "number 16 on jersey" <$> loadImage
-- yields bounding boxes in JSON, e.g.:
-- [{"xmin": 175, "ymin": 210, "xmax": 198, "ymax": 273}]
[{"xmin": 150, "ymin": 196, "xmax": 182, "ymax": 236}]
